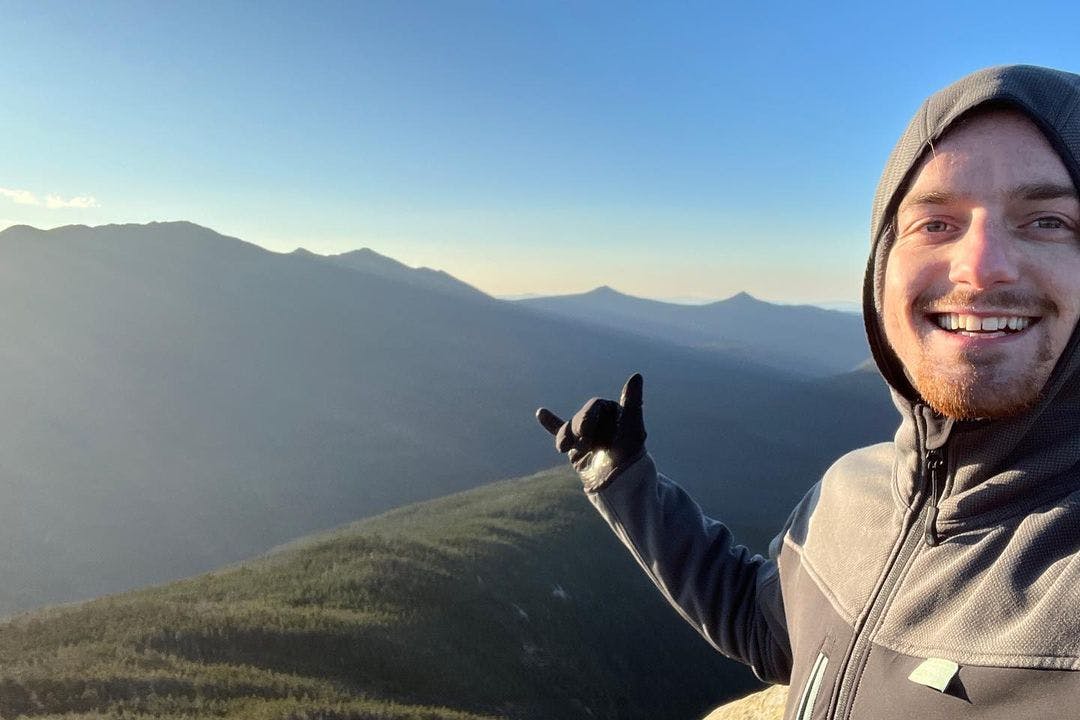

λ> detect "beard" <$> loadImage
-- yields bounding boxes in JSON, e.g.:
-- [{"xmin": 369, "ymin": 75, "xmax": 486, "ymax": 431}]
[
  {"xmin": 905, "ymin": 288, "xmax": 1057, "ymax": 420},
  {"xmin": 908, "ymin": 337, "xmax": 1053, "ymax": 420}
]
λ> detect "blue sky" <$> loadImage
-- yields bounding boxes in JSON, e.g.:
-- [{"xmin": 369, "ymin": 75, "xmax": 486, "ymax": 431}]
[{"xmin": 4, "ymin": 1, "xmax": 1080, "ymax": 303}]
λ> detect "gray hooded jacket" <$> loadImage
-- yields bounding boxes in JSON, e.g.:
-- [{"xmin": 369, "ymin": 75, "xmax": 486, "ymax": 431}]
[{"xmin": 588, "ymin": 65, "xmax": 1080, "ymax": 719}]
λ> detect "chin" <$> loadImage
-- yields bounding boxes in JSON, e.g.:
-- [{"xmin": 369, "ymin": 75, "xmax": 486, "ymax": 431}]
[{"xmin": 913, "ymin": 365, "xmax": 1045, "ymax": 420}]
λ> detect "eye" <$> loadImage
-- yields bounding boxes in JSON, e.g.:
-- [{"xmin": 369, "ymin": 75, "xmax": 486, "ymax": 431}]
[
  {"xmin": 1032, "ymin": 216, "xmax": 1066, "ymax": 229},
  {"xmin": 895, "ymin": 214, "xmax": 958, "ymax": 244}
]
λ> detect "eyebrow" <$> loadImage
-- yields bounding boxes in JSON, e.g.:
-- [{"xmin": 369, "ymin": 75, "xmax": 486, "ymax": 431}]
[
  {"xmin": 899, "ymin": 190, "xmax": 957, "ymax": 209},
  {"xmin": 1009, "ymin": 182, "xmax": 1079, "ymax": 201},
  {"xmin": 899, "ymin": 182, "xmax": 1079, "ymax": 211}
]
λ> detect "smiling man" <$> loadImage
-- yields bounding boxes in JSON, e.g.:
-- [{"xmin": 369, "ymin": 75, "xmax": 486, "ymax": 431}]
[
  {"xmin": 538, "ymin": 66, "xmax": 1080, "ymax": 719},
  {"xmin": 881, "ymin": 109, "xmax": 1080, "ymax": 421}
]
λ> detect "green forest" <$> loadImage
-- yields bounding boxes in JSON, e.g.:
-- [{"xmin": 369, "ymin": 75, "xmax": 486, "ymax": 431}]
[{"xmin": 0, "ymin": 468, "xmax": 762, "ymax": 719}]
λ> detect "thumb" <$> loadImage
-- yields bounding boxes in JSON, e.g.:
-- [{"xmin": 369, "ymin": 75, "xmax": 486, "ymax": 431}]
[
  {"xmin": 618, "ymin": 373, "xmax": 645, "ymax": 439},
  {"xmin": 619, "ymin": 373, "xmax": 643, "ymax": 412}
]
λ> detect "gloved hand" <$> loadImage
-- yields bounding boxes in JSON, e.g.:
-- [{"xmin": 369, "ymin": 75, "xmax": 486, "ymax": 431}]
[{"xmin": 535, "ymin": 373, "xmax": 648, "ymax": 491}]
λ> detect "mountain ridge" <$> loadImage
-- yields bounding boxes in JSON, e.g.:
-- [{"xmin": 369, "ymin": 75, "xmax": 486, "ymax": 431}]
[
  {"xmin": 291, "ymin": 245, "xmax": 486, "ymax": 298},
  {"xmin": 0, "ymin": 221, "xmax": 895, "ymax": 617},
  {"xmin": 516, "ymin": 284, "xmax": 869, "ymax": 377}
]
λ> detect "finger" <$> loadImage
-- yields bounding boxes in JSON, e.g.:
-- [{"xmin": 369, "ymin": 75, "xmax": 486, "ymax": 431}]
[
  {"xmin": 536, "ymin": 407, "xmax": 564, "ymax": 436},
  {"xmin": 619, "ymin": 373, "xmax": 644, "ymax": 410},
  {"xmin": 555, "ymin": 422, "xmax": 577, "ymax": 453},
  {"xmin": 619, "ymin": 373, "xmax": 646, "ymax": 442},
  {"xmin": 571, "ymin": 398, "xmax": 619, "ymax": 445}
]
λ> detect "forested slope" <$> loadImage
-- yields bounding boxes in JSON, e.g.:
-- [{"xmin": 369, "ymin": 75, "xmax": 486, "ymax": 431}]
[{"xmin": 1, "ymin": 467, "xmax": 762, "ymax": 720}]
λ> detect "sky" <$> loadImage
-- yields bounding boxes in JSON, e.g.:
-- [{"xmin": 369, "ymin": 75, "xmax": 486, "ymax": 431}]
[{"xmin": 4, "ymin": 1, "xmax": 1080, "ymax": 304}]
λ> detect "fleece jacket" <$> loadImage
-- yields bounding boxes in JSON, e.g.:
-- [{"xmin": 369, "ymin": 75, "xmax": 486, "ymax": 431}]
[{"xmin": 588, "ymin": 65, "xmax": 1080, "ymax": 719}]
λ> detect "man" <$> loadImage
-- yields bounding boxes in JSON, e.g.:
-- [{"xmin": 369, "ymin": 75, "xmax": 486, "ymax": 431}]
[{"xmin": 536, "ymin": 65, "xmax": 1080, "ymax": 719}]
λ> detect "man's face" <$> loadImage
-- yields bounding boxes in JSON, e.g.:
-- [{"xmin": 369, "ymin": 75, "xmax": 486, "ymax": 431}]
[{"xmin": 882, "ymin": 110, "xmax": 1080, "ymax": 420}]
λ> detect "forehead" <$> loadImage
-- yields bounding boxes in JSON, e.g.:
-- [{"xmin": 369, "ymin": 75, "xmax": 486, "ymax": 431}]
[{"xmin": 901, "ymin": 109, "xmax": 1075, "ymax": 201}]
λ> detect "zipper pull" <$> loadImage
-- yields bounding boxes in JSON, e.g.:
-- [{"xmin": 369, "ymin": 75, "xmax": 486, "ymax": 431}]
[{"xmin": 923, "ymin": 449, "xmax": 944, "ymax": 547}]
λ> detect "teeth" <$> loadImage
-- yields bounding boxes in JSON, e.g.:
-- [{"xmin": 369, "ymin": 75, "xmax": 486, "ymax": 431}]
[{"xmin": 934, "ymin": 314, "xmax": 1032, "ymax": 332}]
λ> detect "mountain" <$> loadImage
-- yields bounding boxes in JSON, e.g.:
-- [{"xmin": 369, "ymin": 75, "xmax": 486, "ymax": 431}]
[
  {"xmin": 0, "ymin": 222, "xmax": 896, "ymax": 615},
  {"xmin": 516, "ymin": 287, "xmax": 869, "ymax": 377},
  {"xmin": 0, "ymin": 467, "xmax": 762, "ymax": 720},
  {"xmin": 292, "ymin": 246, "xmax": 484, "ymax": 298}
]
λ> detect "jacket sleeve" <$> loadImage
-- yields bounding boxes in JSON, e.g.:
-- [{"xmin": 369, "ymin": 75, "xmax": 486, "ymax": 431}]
[{"xmin": 586, "ymin": 452, "xmax": 794, "ymax": 684}]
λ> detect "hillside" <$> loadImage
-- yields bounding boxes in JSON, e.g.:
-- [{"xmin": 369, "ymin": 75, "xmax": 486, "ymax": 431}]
[
  {"xmin": 517, "ymin": 287, "xmax": 867, "ymax": 377},
  {"xmin": 0, "ymin": 467, "xmax": 762, "ymax": 720},
  {"xmin": 0, "ymin": 222, "xmax": 896, "ymax": 615}
]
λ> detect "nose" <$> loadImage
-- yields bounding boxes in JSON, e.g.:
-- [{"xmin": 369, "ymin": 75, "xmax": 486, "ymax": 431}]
[{"xmin": 947, "ymin": 212, "xmax": 1019, "ymax": 288}]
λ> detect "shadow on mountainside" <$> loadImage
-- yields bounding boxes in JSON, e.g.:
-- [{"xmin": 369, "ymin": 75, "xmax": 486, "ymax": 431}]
[{"xmin": 0, "ymin": 468, "xmax": 764, "ymax": 720}]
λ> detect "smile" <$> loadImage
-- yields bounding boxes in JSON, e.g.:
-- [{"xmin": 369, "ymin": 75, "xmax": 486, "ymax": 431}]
[{"xmin": 931, "ymin": 313, "xmax": 1037, "ymax": 334}]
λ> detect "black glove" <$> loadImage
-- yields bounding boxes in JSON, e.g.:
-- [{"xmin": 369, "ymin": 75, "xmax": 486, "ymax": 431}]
[{"xmin": 535, "ymin": 373, "xmax": 648, "ymax": 491}]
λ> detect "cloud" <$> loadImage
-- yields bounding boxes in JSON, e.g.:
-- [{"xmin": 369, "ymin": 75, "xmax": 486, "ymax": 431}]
[
  {"xmin": 0, "ymin": 188, "xmax": 41, "ymax": 205},
  {"xmin": 0, "ymin": 187, "xmax": 99, "ymax": 209},
  {"xmin": 45, "ymin": 194, "xmax": 99, "ymax": 209}
]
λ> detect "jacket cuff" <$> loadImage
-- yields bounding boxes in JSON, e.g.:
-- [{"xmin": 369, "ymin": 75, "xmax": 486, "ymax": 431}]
[{"xmin": 583, "ymin": 449, "xmax": 651, "ymax": 494}]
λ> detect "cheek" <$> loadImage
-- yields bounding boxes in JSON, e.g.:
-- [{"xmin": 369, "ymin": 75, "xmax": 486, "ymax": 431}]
[
  {"xmin": 880, "ymin": 248, "xmax": 940, "ymax": 365},
  {"xmin": 883, "ymin": 244, "xmax": 946, "ymax": 313},
  {"xmin": 1042, "ymin": 253, "xmax": 1080, "ymax": 346},
  {"xmin": 881, "ymin": 286, "xmax": 915, "ymax": 362},
  {"xmin": 1051, "ymin": 289, "xmax": 1080, "ymax": 354},
  {"xmin": 881, "ymin": 253, "xmax": 920, "ymax": 331}
]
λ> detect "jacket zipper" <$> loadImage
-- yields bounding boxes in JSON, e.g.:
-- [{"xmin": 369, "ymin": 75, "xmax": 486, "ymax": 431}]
[
  {"xmin": 923, "ymin": 449, "xmax": 945, "ymax": 547},
  {"xmin": 828, "ymin": 434, "xmax": 949, "ymax": 719},
  {"xmin": 795, "ymin": 651, "xmax": 829, "ymax": 720}
]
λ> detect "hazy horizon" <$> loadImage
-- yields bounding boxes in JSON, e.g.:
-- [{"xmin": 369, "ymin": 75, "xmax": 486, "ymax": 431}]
[
  {"xmin": 5, "ymin": 2, "xmax": 1080, "ymax": 306},
  {"xmin": 0, "ymin": 219, "xmax": 862, "ymax": 309}
]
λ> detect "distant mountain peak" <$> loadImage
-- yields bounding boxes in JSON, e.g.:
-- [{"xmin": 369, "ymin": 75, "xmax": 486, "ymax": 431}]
[
  {"xmin": 292, "ymin": 245, "xmax": 485, "ymax": 299},
  {"xmin": 149, "ymin": 220, "xmax": 214, "ymax": 232},
  {"xmin": 0, "ymin": 223, "xmax": 45, "ymax": 237},
  {"xmin": 725, "ymin": 291, "xmax": 760, "ymax": 304},
  {"xmin": 0, "ymin": 220, "xmax": 237, "ymax": 248},
  {"xmin": 2, "ymin": 220, "xmax": 227, "ymax": 238},
  {"xmin": 85, "ymin": 220, "xmax": 212, "ymax": 233},
  {"xmin": 331, "ymin": 247, "xmax": 402, "ymax": 264},
  {"xmin": 340, "ymin": 247, "xmax": 381, "ymax": 258},
  {"xmin": 328, "ymin": 247, "xmax": 389, "ymax": 263}
]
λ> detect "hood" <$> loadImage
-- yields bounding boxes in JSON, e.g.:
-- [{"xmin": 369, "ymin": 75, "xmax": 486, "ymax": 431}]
[{"xmin": 861, "ymin": 65, "xmax": 1080, "ymax": 530}]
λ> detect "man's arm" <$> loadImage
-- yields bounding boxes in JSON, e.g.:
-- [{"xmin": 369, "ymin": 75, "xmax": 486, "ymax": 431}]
[
  {"xmin": 536, "ymin": 374, "xmax": 793, "ymax": 684},
  {"xmin": 587, "ymin": 452, "xmax": 792, "ymax": 684}
]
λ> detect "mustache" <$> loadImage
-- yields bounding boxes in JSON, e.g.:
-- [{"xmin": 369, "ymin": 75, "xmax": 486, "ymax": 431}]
[{"xmin": 916, "ymin": 289, "xmax": 1058, "ymax": 316}]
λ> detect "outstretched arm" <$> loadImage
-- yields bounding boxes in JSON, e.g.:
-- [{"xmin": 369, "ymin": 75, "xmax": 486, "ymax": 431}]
[{"xmin": 536, "ymin": 374, "xmax": 792, "ymax": 684}]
